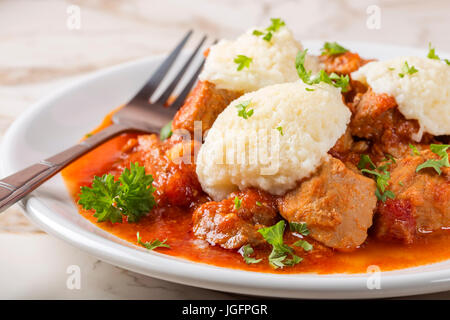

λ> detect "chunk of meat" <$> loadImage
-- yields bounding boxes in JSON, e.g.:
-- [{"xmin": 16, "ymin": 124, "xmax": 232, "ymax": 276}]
[
  {"xmin": 192, "ymin": 189, "xmax": 279, "ymax": 249},
  {"xmin": 172, "ymin": 81, "xmax": 242, "ymax": 135},
  {"xmin": 328, "ymin": 128, "xmax": 370, "ymax": 166},
  {"xmin": 349, "ymin": 87, "xmax": 432, "ymax": 158},
  {"xmin": 278, "ymin": 156, "xmax": 377, "ymax": 251},
  {"xmin": 373, "ymin": 150, "xmax": 450, "ymax": 243},
  {"xmin": 133, "ymin": 134, "xmax": 206, "ymax": 207},
  {"xmin": 319, "ymin": 51, "xmax": 371, "ymax": 75}
]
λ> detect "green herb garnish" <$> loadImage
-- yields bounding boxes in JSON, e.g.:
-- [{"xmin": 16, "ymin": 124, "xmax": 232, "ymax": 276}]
[
  {"xmin": 409, "ymin": 143, "xmax": 421, "ymax": 156},
  {"xmin": 427, "ymin": 43, "xmax": 441, "ymax": 60},
  {"xmin": 398, "ymin": 61, "xmax": 418, "ymax": 78},
  {"xmin": 78, "ymin": 162, "xmax": 156, "ymax": 223},
  {"xmin": 293, "ymin": 240, "xmax": 313, "ymax": 251},
  {"xmin": 240, "ymin": 244, "xmax": 262, "ymax": 264},
  {"xmin": 234, "ymin": 196, "xmax": 242, "ymax": 210},
  {"xmin": 235, "ymin": 100, "xmax": 254, "ymax": 119},
  {"xmin": 252, "ymin": 18, "xmax": 285, "ymax": 42},
  {"xmin": 258, "ymin": 221, "xmax": 302, "ymax": 269},
  {"xmin": 295, "ymin": 50, "xmax": 350, "ymax": 92},
  {"xmin": 359, "ymin": 155, "xmax": 395, "ymax": 202},
  {"xmin": 416, "ymin": 144, "xmax": 450, "ymax": 175},
  {"xmin": 357, "ymin": 154, "xmax": 376, "ymax": 170},
  {"xmin": 160, "ymin": 120, "xmax": 173, "ymax": 140},
  {"xmin": 427, "ymin": 43, "xmax": 450, "ymax": 65},
  {"xmin": 276, "ymin": 126, "xmax": 284, "ymax": 136},
  {"xmin": 234, "ymin": 54, "xmax": 252, "ymax": 71},
  {"xmin": 136, "ymin": 232, "xmax": 170, "ymax": 250},
  {"xmin": 321, "ymin": 41, "xmax": 348, "ymax": 56},
  {"xmin": 289, "ymin": 222, "xmax": 310, "ymax": 236}
]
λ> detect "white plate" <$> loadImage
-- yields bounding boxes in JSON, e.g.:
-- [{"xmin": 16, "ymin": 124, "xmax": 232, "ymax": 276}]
[{"xmin": 2, "ymin": 41, "xmax": 450, "ymax": 299}]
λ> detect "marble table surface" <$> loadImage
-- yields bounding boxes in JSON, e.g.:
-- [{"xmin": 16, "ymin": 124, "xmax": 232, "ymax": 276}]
[{"xmin": 1, "ymin": 0, "xmax": 450, "ymax": 299}]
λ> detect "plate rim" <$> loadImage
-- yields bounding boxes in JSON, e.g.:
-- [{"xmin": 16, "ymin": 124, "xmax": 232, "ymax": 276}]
[{"xmin": 2, "ymin": 40, "xmax": 450, "ymax": 299}]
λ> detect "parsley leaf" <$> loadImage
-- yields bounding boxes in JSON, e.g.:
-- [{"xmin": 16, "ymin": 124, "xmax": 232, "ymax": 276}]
[
  {"xmin": 276, "ymin": 126, "xmax": 284, "ymax": 136},
  {"xmin": 293, "ymin": 240, "xmax": 313, "ymax": 251},
  {"xmin": 359, "ymin": 155, "xmax": 395, "ymax": 202},
  {"xmin": 239, "ymin": 244, "xmax": 262, "ymax": 264},
  {"xmin": 78, "ymin": 162, "xmax": 156, "ymax": 223},
  {"xmin": 398, "ymin": 61, "xmax": 418, "ymax": 78},
  {"xmin": 235, "ymin": 100, "xmax": 254, "ymax": 119},
  {"xmin": 252, "ymin": 30, "xmax": 264, "ymax": 36},
  {"xmin": 321, "ymin": 41, "xmax": 348, "ymax": 56},
  {"xmin": 266, "ymin": 18, "xmax": 285, "ymax": 32},
  {"xmin": 160, "ymin": 121, "xmax": 173, "ymax": 140},
  {"xmin": 252, "ymin": 18, "xmax": 285, "ymax": 42},
  {"xmin": 289, "ymin": 222, "xmax": 309, "ymax": 236},
  {"xmin": 258, "ymin": 221, "xmax": 302, "ymax": 269},
  {"xmin": 409, "ymin": 143, "xmax": 421, "ymax": 156},
  {"xmin": 136, "ymin": 232, "xmax": 170, "ymax": 250},
  {"xmin": 116, "ymin": 163, "xmax": 157, "ymax": 222},
  {"xmin": 256, "ymin": 201, "xmax": 262, "ymax": 207},
  {"xmin": 416, "ymin": 144, "xmax": 450, "ymax": 175},
  {"xmin": 234, "ymin": 54, "xmax": 252, "ymax": 71},
  {"xmin": 234, "ymin": 196, "xmax": 242, "ymax": 210},
  {"xmin": 295, "ymin": 50, "xmax": 350, "ymax": 92},
  {"xmin": 427, "ymin": 43, "xmax": 450, "ymax": 65},
  {"xmin": 427, "ymin": 43, "xmax": 441, "ymax": 60},
  {"xmin": 78, "ymin": 174, "xmax": 123, "ymax": 223}
]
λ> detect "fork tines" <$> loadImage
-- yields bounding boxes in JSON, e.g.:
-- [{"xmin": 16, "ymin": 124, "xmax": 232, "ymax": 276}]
[{"xmin": 136, "ymin": 31, "xmax": 210, "ymax": 110}]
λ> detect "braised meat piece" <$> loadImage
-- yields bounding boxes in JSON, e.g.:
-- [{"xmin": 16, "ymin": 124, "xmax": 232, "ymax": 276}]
[
  {"xmin": 328, "ymin": 128, "xmax": 370, "ymax": 166},
  {"xmin": 278, "ymin": 156, "xmax": 377, "ymax": 251},
  {"xmin": 373, "ymin": 150, "xmax": 450, "ymax": 243},
  {"xmin": 192, "ymin": 189, "xmax": 279, "ymax": 249},
  {"xmin": 172, "ymin": 80, "xmax": 242, "ymax": 135},
  {"xmin": 319, "ymin": 51, "xmax": 370, "ymax": 75},
  {"xmin": 349, "ymin": 87, "xmax": 433, "ymax": 158},
  {"xmin": 134, "ymin": 134, "xmax": 205, "ymax": 207}
]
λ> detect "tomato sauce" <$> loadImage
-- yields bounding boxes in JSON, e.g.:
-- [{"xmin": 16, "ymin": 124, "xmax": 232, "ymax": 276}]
[{"xmin": 62, "ymin": 119, "xmax": 450, "ymax": 274}]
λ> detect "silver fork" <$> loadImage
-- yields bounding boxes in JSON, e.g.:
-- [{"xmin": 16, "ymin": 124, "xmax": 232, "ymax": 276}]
[{"xmin": 0, "ymin": 31, "xmax": 207, "ymax": 213}]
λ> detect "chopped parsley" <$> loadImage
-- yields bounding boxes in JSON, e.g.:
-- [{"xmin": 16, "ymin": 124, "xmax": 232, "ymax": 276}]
[
  {"xmin": 256, "ymin": 201, "xmax": 262, "ymax": 207},
  {"xmin": 85, "ymin": 133, "xmax": 93, "ymax": 138},
  {"xmin": 357, "ymin": 154, "xmax": 376, "ymax": 170},
  {"xmin": 234, "ymin": 196, "xmax": 242, "ymax": 210},
  {"xmin": 239, "ymin": 244, "xmax": 262, "ymax": 264},
  {"xmin": 258, "ymin": 221, "xmax": 302, "ymax": 269},
  {"xmin": 252, "ymin": 18, "xmax": 285, "ymax": 42},
  {"xmin": 263, "ymin": 32, "xmax": 273, "ymax": 42},
  {"xmin": 266, "ymin": 18, "xmax": 286, "ymax": 32},
  {"xmin": 276, "ymin": 126, "xmax": 284, "ymax": 136},
  {"xmin": 359, "ymin": 155, "xmax": 395, "ymax": 202},
  {"xmin": 427, "ymin": 43, "xmax": 441, "ymax": 60},
  {"xmin": 295, "ymin": 49, "xmax": 350, "ymax": 92},
  {"xmin": 398, "ymin": 181, "xmax": 404, "ymax": 186},
  {"xmin": 289, "ymin": 222, "xmax": 313, "ymax": 251},
  {"xmin": 136, "ymin": 232, "xmax": 170, "ymax": 250},
  {"xmin": 321, "ymin": 41, "xmax": 348, "ymax": 56},
  {"xmin": 234, "ymin": 54, "xmax": 252, "ymax": 71},
  {"xmin": 78, "ymin": 162, "xmax": 156, "ymax": 223},
  {"xmin": 293, "ymin": 240, "xmax": 313, "ymax": 251},
  {"xmin": 416, "ymin": 144, "xmax": 450, "ymax": 175},
  {"xmin": 252, "ymin": 30, "xmax": 264, "ymax": 36},
  {"xmin": 235, "ymin": 100, "xmax": 254, "ymax": 119},
  {"xmin": 289, "ymin": 222, "xmax": 309, "ymax": 236},
  {"xmin": 398, "ymin": 61, "xmax": 418, "ymax": 78},
  {"xmin": 160, "ymin": 120, "xmax": 173, "ymax": 140},
  {"xmin": 427, "ymin": 43, "xmax": 450, "ymax": 65},
  {"xmin": 409, "ymin": 143, "xmax": 421, "ymax": 156}
]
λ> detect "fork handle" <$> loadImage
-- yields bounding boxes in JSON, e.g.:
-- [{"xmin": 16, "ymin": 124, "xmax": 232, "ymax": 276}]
[{"xmin": 0, "ymin": 123, "xmax": 128, "ymax": 213}]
